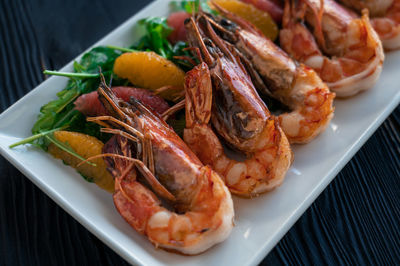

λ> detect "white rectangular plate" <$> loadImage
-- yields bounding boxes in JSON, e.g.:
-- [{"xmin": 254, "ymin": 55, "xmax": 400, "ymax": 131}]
[{"xmin": 1, "ymin": 1, "xmax": 399, "ymax": 265}]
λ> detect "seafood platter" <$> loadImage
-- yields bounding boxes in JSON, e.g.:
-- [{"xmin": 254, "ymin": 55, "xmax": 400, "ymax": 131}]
[{"xmin": 0, "ymin": 0, "xmax": 399, "ymax": 265}]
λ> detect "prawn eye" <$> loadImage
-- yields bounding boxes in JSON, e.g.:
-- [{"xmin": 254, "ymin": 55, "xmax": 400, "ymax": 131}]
[
  {"xmin": 203, "ymin": 38, "xmax": 213, "ymax": 46},
  {"xmin": 220, "ymin": 18, "xmax": 236, "ymax": 30},
  {"xmin": 204, "ymin": 38, "xmax": 222, "ymax": 61}
]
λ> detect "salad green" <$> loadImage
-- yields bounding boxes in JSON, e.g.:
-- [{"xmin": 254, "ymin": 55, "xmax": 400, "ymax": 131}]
[
  {"xmin": 11, "ymin": 15, "xmax": 191, "ymax": 151},
  {"xmin": 133, "ymin": 16, "xmax": 194, "ymax": 70}
]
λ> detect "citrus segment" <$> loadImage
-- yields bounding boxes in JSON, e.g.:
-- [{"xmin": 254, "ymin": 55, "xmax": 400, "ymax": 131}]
[
  {"xmin": 212, "ymin": 0, "xmax": 279, "ymax": 40},
  {"xmin": 48, "ymin": 131, "xmax": 114, "ymax": 193},
  {"xmin": 113, "ymin": 52, "xmax": 185, "ymax": 100}
]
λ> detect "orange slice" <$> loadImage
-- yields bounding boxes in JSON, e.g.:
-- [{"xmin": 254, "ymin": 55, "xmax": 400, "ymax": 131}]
[
  {"xmin": 48, "ymin": 131, "xmax": 114, "ymax": 193},
  {"xmin": 113, "ymin": 52, "xmax": 185, "ymax": 100},
  {"xmin": 212, "ymin": 0, "xmax": 279, "ymax": 40}
]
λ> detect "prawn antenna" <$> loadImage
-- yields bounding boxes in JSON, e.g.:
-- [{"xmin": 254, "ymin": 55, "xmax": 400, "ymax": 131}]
[{"xmin": 108, "ymin": 74, "xmax": 114, "ymax": 88}]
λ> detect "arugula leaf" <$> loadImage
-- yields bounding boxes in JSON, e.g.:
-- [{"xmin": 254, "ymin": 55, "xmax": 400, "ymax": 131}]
[
  {"xmin": 9, "ymin": 127, "xmax": 67, "ymax": 148},
  {"xmin": 134, "ymin": 17, "xmax": 174, "ymax": 58},
  {"xmin": 31, "ymin": 46, "xmax": 127, "ymax": 149},
  {"xmin": 43, "ymin": 70, "xmax": 100, "ymax": 78},
  {"xmin": 133, "ymin": 17, "xmax": 195, "ymax": 71},
  {"xmin": 78, "ymin": 47, "xmax": 121, "ymax": 74},
  {"xmin": 32, "ymin": 81, "xmax": 80, "ymax": 134},
  {"xmin": 29, "ymin": 20, "xmax": 193, "ymax": 151}
]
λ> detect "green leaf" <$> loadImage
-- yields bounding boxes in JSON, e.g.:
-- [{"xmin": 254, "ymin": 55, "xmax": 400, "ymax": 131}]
[
  {"xmin": 31, "ymin": 46, "xmax": 128, "ymax": 149},
  {"xmin": 9, "ymin": 126, "xmax": 68, "ymax": 148},
  {"xmin": 43, "ymin": 70, "xmax": 100, "ymax": 79},
  {"xmin": 32, "ymin": 82, "xmax": 80, "ymax": 134},
  {"xmin": 73, "ymin": 61, "xmax": 86, "ymax": 73},
  {"xmin": 107, "ymin": 45, "xmax": 137, "ymax": 53},
  {"xmin": 133, "ymin": 18, "xmax": 196, "ymax": 71},
  {"xmin": 30, "ymin": 18, "xmax": 192, "ymax": 152},
  {"xmin": 134, "ymin": 17, "xmax": 174, "ymax": 59},
  {"xmin": 79, "ymin": 47, "xmax": 122, "ymax": 73}
]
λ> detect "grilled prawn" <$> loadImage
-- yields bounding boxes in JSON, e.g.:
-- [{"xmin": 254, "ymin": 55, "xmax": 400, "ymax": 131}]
[
  {"xmin": 280, "ymin": 0, "xmax": 384, "ymax": 97},
  {"xmin": 205, "ymin": 4, "xmax": 335, "ymax": 143},
  {"xmin": 87, "ymin": 79, "xmax": 234, "ymax": 255},
  {"xmin": 184, "ymin": 17, "xmax": 292, "ymax": 196},
  {"xmin": 339, "ymin": 0, "xmax": 400, "ymax": 50}
]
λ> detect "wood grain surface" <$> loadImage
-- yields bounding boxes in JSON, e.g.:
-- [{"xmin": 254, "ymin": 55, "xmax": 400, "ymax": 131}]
[{"xmin": 0, "ymin": 0, "xmax": 399, "ymax": 265}]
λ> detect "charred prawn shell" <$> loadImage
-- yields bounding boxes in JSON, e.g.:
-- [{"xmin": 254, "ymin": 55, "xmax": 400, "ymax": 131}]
[
  {"xmin": 201, "ymin": 10, "xmax": 297, "ymax": 97},
  {"xmin": 185, "ymin": 15, "xmax": 270, "ymax": 151}
]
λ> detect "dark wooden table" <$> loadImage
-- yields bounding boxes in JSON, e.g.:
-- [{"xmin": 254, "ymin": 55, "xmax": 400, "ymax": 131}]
[{"xmin": 1, "ymin": 0, "xmax": 399, "ymax": 265}]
